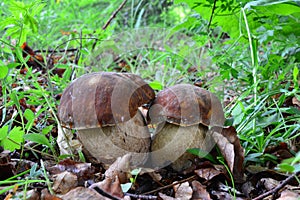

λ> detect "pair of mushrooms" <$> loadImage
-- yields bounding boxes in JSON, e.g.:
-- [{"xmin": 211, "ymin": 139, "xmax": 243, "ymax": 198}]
[{"xmin": 58, "ymin": 72, "xmax": 225, "ymax": 171}]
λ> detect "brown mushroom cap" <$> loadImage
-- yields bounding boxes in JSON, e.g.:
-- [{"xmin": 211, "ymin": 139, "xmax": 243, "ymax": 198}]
[
  {"xmin": 149, "ymin": 84, "xmax": 225, "ymax": 127},
  {"xmin": 58, "ymin": 72, "xmax": 155, "ymax": 129}
]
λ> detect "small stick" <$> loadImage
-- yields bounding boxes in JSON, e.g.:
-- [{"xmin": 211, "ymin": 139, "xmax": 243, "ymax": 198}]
[
  {"xmin": 124, "ymin": 193, "xmax": 157, "ymax": 199},
  {"xmin": 207, "ymin": 0, "xmax": 217, "ymax": 32},
  {"xmin": 253, "ymin": 171, "xmax": 300, "ymax": 200},
  {"xmin": 92, "ymin": 187, "xmax": 122, "ymax": 200},
  {"xmin": 34, "ymin": 48, "xmax": 78, "ymax": 53},
  {"xmin": 142, "ymin": 175, "xmax": 197, "ymax": 195},
  {"xmin": 102, "ymin": 0, "xmax": 128, "ymax": 30}
]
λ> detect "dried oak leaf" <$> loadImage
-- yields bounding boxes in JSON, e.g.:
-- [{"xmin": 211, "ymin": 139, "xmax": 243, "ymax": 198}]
[
  {"xmin": 52, "ymin": 171, "xmax": 78, "ymax": 194},
  {"xmin": 48, "ymin": 159, "xmax": 95, "ymax": 185},
  {"xmin": 41, "ymin": 188, "xmax": 62, "ymax": 200},
  {"xmin": 191, "ymin": 180, "xmax": 211, "ymax": 200},
  {"xmin": 104, "ymin": 154, "xmax": 131, "ymax": 184},
  {"xmin": 89, "ymin": 175, "xmax": 124, "ymax": 199},
  {"xmin": 174, "ymin": 182, "xmax": 193, "ymax": 200},
  {"xmin": 158, "ymin": 182, "xmax": 193, "ymax": 200},
  {"xmin": 211, "ymin": 126, "xmax": 245, "ymax": 182},
  {"xmin": 277, "ymin": 190, "xmax": 300, "ymax": 200},
  {"xmin": 194, "ymin": 166, "xmax": 225, "ymax": 181},
  {"xmin": 60, "ymin": 187, "xmax": 105, "ymax": 200}
]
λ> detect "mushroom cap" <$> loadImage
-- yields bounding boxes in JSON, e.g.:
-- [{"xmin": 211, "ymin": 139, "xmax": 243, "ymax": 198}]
[
  {"xmin": 149, "ymin": 84, "xmax": 225, "ymax": 127},
  {"xmin": 58, "ymin": 72, "xmax": 155, "ymax": 129}
]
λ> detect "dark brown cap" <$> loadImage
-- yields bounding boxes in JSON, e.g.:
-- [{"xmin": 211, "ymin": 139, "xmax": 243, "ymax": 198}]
[{"xmin": 149, "ymin": 84, "xmax": 225, "ymax": 127}]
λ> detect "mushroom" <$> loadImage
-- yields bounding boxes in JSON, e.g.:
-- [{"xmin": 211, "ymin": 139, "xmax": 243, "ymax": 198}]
[
  {"xmin": 58, "ymin": 72, "xmax": 155, "ymax": 167},
  {"xmin": 148, "ymin": 84, "xmax": 225, "ymax": 171}
]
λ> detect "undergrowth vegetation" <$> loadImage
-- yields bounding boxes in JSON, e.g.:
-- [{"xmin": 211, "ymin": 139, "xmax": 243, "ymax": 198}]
[{"xmin": 0, "ymin": 0, "xmax": 299, "ymax": 197}]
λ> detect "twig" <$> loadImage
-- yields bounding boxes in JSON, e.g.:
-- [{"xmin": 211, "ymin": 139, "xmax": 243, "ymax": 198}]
[
  {"xmin": 102, "ymin": 0, "xmax": 128, "ymax": 30},
  {"xmin": 92, "ymin": 186, "xmax": 122, "ymax": 200},
  {"xmin": 207, "ymin": 0, "xmax": 217, "ymax": 32},
  {"xmin": 74, "ymin": 29, "xmax": 82, "ymax": 65},
  {"xmin": 253, "ymin": 171, "xmax": 300, "ymax": 200},
  {"xmin": 142, "ymin": 175, "xmax": 197, "ymax": 195},
  {"xmin": 34, "ymin": 48, "xmax": 78, "ymax": 53},
  {"xmin": 124, "ymin": 193, "xmax": 157, "ymax": 199}
]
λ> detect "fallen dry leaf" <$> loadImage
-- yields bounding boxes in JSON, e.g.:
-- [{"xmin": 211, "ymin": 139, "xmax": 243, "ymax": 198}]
[
  {"xmin": 41, "ymin": 188, "xmax": 62, "ymax": 200},
  {"xmin": 194, "ymin": 166, "xmax": 224, "ymax": 181},
  {"xmin": 89, "ymin": 175, "xmax": 124, "ymax": 198},
  {"xmin": 292, "ymin": 96, "xmax": 300, "ymax": 107},
  {"xmin": 52, "ymin": 171, "xmax": 78, "ymax": 194},
  {"xmin": 158, "ymin": 182, "xmax": 193, "ymax": 200},
  {"xmin": 191, "ymin": 180, "xmax": 211, "ymax": 200},
  {"xmin": 48, "ymin": 159, "xmax": 95, "ymax": 185},
  {"xmin": 211, "ymin": 126, "xmax": 245, "ymax": 182},
  {"xmin": 277, "ymin": 190, "xmax": 300, "ymax": 200},
  {"xmin": 147, "ymin": 170, "xmax": 162, "ymax": 182},
  {"xmin": 174, "ymin": 181, "xmax": 193, "ymax": 200},
  {"xmin": 24, "ymin": 189, "xmax": 40, "ymax": 200},
  {"xmin": 105, "ymin": 154, "xmax": 131, "ymax": 184},
  {"xmin": 60, "ymin": 187, "xmax": 106, "ymax": 200},
  {"xmin": 159, "ymin": 193, "xmax": 177, "ymax": 200}
]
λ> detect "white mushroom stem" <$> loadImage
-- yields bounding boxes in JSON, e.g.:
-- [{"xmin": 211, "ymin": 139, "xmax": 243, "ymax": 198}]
[
  {"xmin": 77, "ymin": 110, "xmax": 150, "ymax": 168},
  {"xmin": 150, "ymin": 123, "xmax": 214, "ymax": 171}
]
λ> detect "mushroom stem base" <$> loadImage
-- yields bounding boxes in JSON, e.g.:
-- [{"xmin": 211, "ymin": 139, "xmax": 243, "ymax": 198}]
[
  {"xmin": 150, "ymin": 123, "xmax": 213, "ymax": 171},
  {"xmin": 77, "ymin": 111, "xmax": 151, "ymax": 167}
]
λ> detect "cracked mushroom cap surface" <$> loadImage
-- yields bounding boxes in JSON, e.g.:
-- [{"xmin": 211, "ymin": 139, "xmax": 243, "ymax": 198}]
[
  {"xmin": 58, "ymin": 72, "xmax": 155, "ymax": 129},
  {"xmin": 149, "ymin": 84, "xmax": 225, "ymax": 127}
]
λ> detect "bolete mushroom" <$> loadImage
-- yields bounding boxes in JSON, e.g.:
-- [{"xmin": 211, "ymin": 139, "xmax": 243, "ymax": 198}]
[
  {"xmin": 58, "ymin": 72, "xmax": 155, "ymax": 166},
  {"xmin": 148, "ymin": 84, "xmax": 225, "ymax": 171}
]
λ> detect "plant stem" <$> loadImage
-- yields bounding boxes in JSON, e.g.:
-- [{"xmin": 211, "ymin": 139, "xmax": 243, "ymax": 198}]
[{"xmin": 242, "ymin": 7, "xmax": 259, "ymax": 133}]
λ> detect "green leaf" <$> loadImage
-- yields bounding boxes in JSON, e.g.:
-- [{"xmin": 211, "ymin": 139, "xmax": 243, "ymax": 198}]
[
  {"xmin": 293, "ymin": 66, "xmax": 299, "ymax": 89},
  {"xmin": 0, "ymin": 126, "xmax": 9, "ymax": 140},
  {"xmin": 291, "ymin": 151, "xmax": 300, "ymax": 165},
  {"xmin": 277, "ymin": 163, "xmax": 295, "ymax": 173},
  {"xmin": 27, "ymin": 15, "xmax": 38, "ymax": 33},
  {"xmin": 42, "ymin": 125, "xmax": 53, "ymax": 135},
  {"xmin": 14, "ymin": 46, "xmax": 26, "ymax": 64},
  {"xmin": 245, "ymin": 1, "xmax": 300, "ymax": 15},
  {"xmin": 186, "ymin": 148, "xmax": 217, "ymax": 163},
  {"xmin": 24, "ymin": 109, "xmax": 35, "ymax": 121},
  {"xmin": 0, "ymin": 126, "xmax": 24, "ymax": 151},
  {"xmin": 0, "ymin": 66, "xmax": 9, "ymax": 79},
  {"xmin": 149, "ymin": 81, "xmax": 163, "ymax": 90},
  {"xmin": 24, "ymin": 109, "xmax": 36, "ymax": 131},
  {"xmin": 24, "ymin": 133, "xmax": 51, "ymax": 148},
  {"xmin": 31, "ymin": 2, "xmax": 46, "ymax": 16},
  {"xmin": 7, "ymin": 63, "xmax": 20, "ymax": 69},
  {"xmin": 175, "ymin": 0, "xmax": 241, "ymax": 39}
]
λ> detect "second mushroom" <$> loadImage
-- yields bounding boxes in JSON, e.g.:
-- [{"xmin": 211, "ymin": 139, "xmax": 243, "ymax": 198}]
[{"xmin": 148, "ymin": 84, "xmax": 225, "ymax": 171}]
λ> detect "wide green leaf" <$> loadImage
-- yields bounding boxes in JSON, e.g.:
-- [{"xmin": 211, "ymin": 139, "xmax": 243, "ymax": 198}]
[
  {"xmin": 0, "ymin": 66, "xmax": 9, "ymax": 79},
  {"xmin": 23, "ymin": 133, "xmax": 51, "ymax": 148},
  {"xmin": 0, "ymin": 126, "xmax": 24, "ymax": 151}
]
